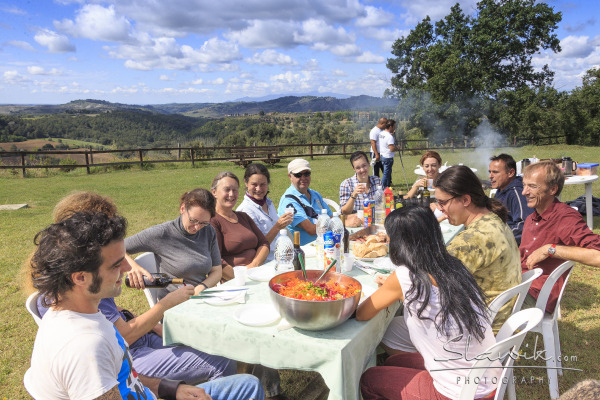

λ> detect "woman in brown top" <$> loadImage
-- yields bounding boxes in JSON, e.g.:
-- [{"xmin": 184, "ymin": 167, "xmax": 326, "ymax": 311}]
[{"xmin": 210, "ymin": 171, "xmax": 270, "ymax": 281}]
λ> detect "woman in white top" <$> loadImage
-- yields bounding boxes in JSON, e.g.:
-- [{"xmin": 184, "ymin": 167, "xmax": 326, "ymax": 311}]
[
  {"xmin": 237, "ymin": 163, "xmax": 293, "ymax": 261},
  {"xmin": 357, "ymin": 205, "xmax": 500, "ymax": 400},
  {"xmin": 378, "ymin": 119, "xmax": 399, "ymax": 188}
]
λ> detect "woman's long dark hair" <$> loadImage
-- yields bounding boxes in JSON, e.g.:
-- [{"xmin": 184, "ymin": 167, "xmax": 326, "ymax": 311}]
[
  {"xmin": 435, "ymin": 165, "xmax": 508, "ymax": 223},
  {"xmin": 385, "ymin": 205, "xmax": 488, "ymax": 340}
]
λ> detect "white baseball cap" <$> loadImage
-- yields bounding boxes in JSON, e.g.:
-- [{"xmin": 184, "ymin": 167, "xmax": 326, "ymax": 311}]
[{"xmin": 288, "ymin": 158, "xmax": 311, "ymax": 174}]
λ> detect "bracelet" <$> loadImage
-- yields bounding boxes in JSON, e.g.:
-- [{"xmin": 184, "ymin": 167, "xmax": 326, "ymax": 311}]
[
  {"xmin": 158, "ymin": 378, "xmax": 185, "ymax": 400},
  {"xmin": 199, "ymin": 282, "xmax": 208, "ymax": 290},
  {"xmin": 350, "ymin": 194, "xmax": 357, "ymax": 199}
]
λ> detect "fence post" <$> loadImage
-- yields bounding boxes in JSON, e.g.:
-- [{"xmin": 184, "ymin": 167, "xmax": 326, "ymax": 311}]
[
  {"xmin": 310, "ymin": 142, "xmax": 314, "ymax": 160},
  {"xmin": 139, "ymin": 150, "xmax": 144, "ymax": 169},
  {"xmin": 464, "ymin": 138, "xmax": 468, "ymax": 148},
  {"xmin": 85, "ymin": 151, "xmax": 90, "ymax": 174},
  {"xmin": 343, "ymin": 143, "xmax": 346, "ymax": 156},
  {"xmin": 450, "ymin": 138, "xmax": 454, "ymax": 152},
  {"xmin": 426, "ymin": 140, "xmax": 429, "ymax": 149},
  {"xmin": 20, "ymin": 152, "xmax": 26, "ymax": 178},
  {"xmin": 513, "ymin": 137, "xmax": 516, "ymax": 146},
  {"xmin": 400, "ymin": 139, "xmax": 404, "ymax": 155},
  {"xmin": 191, "ymin": 149, "xmax": 195, "ymax": 167},
  {"xmin": 89, "ymin": 149, "xmax": 94, "ymax": 165},
  {"xmin": 178, "ymin": 143, "xmax": 181, "ymax": 160}
]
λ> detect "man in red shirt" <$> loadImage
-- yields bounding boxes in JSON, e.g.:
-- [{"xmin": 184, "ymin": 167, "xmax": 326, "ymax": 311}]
[{"xmin": 520, "ymin": 160, "xmax": 600, "ymax": 312}]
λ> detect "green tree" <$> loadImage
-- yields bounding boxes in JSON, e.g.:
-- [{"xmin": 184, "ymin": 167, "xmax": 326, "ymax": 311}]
[{"xmin": 562, "ymin": 68, "xmax": 600, "ymax": 145}]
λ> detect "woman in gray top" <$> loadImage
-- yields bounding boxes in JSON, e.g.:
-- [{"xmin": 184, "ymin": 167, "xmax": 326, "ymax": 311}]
[{"xmin": 125, "ymin": 188, "xmax": 222, "ymax": 299}]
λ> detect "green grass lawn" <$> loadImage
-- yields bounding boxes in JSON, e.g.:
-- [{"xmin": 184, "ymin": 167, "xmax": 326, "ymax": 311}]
[{"xmin": 1, "ymin": 145, "xmax": 599, "ymax": 399}]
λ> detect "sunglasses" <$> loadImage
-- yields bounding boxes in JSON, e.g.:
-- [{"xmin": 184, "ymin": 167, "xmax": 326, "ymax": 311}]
[{"xmin": 293, "ymin": 171, "xmax": 311, "ymax": 178}]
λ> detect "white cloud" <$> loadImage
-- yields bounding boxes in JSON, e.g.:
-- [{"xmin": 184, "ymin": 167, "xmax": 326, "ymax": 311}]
[
  {"xmin": 208, "ymin": 78, "xmax": 225, "ymax": 85},
  {"xmin": 246, "ymin": 50, "xmax": 298, "ymax": 65},
  {"xmin": 159, "ymin": 75, "xmax": 173, "ymax": 81},
  {"xmin": 226, "ymin": 20, "xmax": 298, "ymax": 48},
  {"xmin": 332, "ymin": 69, "xmax": 347, "ymax": 76},
  {"xmin": 1, "ymin": 5, "xmax": 26, "ymax": 15},
  {"xmin": 191, "ymin": 78, "xmax": 203, "ymax": 84},
  {"xmin": 5, "ymin": 40, "xmax": 36, "ymax": 51},
  {"xmin": 329, "ymin": 43, "xmax": 362, "ymax": 57},
  {"xmin": 558, "ymin": 36, "xmax": 595, "ymax": 59},
  {"xmin": 294, "ymin": 19, "xmax": 354, "ymax": 45},
  {"xmin": 34, "ymin": 29, "xmax": 76, "ymax": 53},
  {"xmin": 107, "ymin": 37, "xmax": 241, "ymax": 70},
  {"xmin": 399, "ymin": 0, "xmax": 478, "ymax": 26},
  {"xmin": 304, "ymin": 59, "xmax": 320, "ymax": 71},
  {"xmin": 27, "ymin": 66, "xmax": 62, "ymax": 75},
  {"xmin": 3, "ymin": 70, "xmax": 26, "ymax": 84},
  {"xmin": 356, "ymin": 51, "xmax": 385, "ymax": 63},
  {"xmin": 355, "ymin": 6, "xmax": 394, "ymax": 28},
  {"xmin": 55, "ymin": 4, "xmax": 133, "ymax": 42}
]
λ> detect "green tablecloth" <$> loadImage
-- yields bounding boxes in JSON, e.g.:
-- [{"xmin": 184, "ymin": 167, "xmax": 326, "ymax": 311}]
[
  {"xmin": 162, "ymin": 266, "xmax": 398, "ymax": 400},
  {"xmin": 162, "ymin": 221, "xmax": 462, "ymax": 400}
]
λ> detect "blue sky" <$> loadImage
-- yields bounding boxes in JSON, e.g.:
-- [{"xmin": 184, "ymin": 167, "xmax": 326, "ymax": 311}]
[{"xmin": 0, "ymin": 0, "xmax": 598, "ymax": 105}]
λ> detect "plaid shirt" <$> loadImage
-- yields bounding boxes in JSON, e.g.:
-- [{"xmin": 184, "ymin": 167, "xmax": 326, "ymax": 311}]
[{"xmin": 339, "ymin": 175, "xmax": 383, "ymax": 212}]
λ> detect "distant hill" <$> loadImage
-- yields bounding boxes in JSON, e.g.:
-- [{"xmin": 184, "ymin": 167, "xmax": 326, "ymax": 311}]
[{"xmin": 0, "ymin": 95, "xmax": 397, "ymax": 117}]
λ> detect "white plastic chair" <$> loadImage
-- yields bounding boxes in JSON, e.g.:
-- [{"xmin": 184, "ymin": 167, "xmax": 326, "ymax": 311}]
[
  {"xmin": 25, "ymin": 291, "xmax": 43, "ymax": 326},
  {"xmin": 459, "ymin": 308, "xmax": 544, "ymax": 400},
  {"xmin": 530, "ymin": 260, "xmax": 575, "ymax": 399},
  {"xmin": 323, "ymin": 198, "xmax": 341, "ymax": 214},
  {"xmin": 487, "ymin": 268, "xmax": 543, "ymax": 322},
  {"xmin": 133, "ymin": 252, "xmax": 159, "ymax": 308}
]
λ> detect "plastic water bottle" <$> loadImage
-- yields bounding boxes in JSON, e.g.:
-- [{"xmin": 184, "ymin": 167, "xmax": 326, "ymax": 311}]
[
  {"xmin": 274, "ymin": 229, "xmax": 294, "ymax": 272},
  {"xmin": 373, "ymin": 189, "xmax": 385, "ymax": 226},
  {"xmin": 329, "ymin": 212, "xmax": 344, "ymax": 273},
  {"xmin": 315, "ymin": 209, "xmax": 331, "ymax": 270}
]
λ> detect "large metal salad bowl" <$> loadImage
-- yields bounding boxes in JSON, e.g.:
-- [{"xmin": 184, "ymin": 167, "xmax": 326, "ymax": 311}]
[{"xmin": 268, "ymin": 270, "xmax": 362, "ymax": 331}]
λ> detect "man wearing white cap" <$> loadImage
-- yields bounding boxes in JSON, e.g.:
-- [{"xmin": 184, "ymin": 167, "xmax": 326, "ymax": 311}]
[{"xmin": 278, "ymin": 158, "xmax": 333, "ymax": 245}]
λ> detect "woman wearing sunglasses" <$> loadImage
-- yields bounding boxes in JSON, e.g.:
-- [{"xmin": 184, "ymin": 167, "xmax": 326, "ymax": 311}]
[
  {"xmin": 278, "ymin": 158, "xmax": 332, "ymax": 245},
  {"xmin": 211, "ymin": 171, "xmax": 270, "ymax": 281},
  {"xmin": 237, "ymin": 163, "xmax": 293, "ymax": 262},
  {"xmin": 434, "ymin": 165, "xmax": 521, "ymax": 332},
  {"xmin": 125, "ymin": 188, "xmax": 222, "ymax": 299},
  {"xmin": 358, "ymin": 205, "xmax": 500, "ymax": 400}
]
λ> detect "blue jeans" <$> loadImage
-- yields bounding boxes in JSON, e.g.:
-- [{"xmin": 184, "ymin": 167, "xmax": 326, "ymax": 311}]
[
  {"xmin": 130, "ymin": 332, "xmax": 236, "ymax": 384},
  {"xmin": 381, "ymin": 156, "xmax": 394, "ymax": 188},
  {"xmin": 199, "ymin": 374, "xmax": 265, "ymax": 400}
]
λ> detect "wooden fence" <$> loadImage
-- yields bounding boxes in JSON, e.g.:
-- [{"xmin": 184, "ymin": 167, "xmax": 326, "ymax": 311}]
[{"xmin": 0, "ymin": 135, "xmax": 568, "ymax": 177}]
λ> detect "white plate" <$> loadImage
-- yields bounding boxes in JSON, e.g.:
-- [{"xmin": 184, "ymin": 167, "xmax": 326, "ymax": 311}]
[
  {"xmin": 359, "ymin": 286, "xmax": 376, "ymax": 304},
  {"xmin": 372, "ymin": 257, "xmax": 395, "ymax": 271},
  {"xmin": 234, "ymin": 304, "xmax": 281, "ymax": 327},
  {"xmin": 247, "ymin": 266, "xmax": 277, "ymax": 282},
  {"xmin": 356, "ymin": 256, "xmax": 384, "ymax": 262}
]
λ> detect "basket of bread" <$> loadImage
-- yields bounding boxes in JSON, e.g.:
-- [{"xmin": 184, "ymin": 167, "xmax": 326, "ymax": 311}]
[{"xmin": 352, "ymin": 232, "xmax": 388, "ymax": 259}]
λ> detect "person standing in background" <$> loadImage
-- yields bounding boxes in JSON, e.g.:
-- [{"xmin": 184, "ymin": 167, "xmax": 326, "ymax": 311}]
[{"xmin": 369, "ymin": 117, "xmax": 387, "ymax": 177}]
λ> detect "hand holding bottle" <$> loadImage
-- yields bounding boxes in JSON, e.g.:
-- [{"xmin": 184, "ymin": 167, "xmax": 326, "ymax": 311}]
[{"xmin": 125, "ymin": 259, "xmax": 156, "ymax": 289}]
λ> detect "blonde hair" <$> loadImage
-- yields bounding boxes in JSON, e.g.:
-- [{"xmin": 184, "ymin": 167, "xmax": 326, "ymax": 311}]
[
  {"xmin": 53, "ymin": 191, "xmax": 118, "ymax": 222},
  {"xmin": 523, "ymin": 160, "xmax": 564, "ymax": 197}
]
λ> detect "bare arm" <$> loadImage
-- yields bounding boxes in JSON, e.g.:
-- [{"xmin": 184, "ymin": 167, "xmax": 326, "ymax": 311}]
[
  {"xmin": 526, "ymin": 244, "xmax": 600, "ymax": 269},
  {"xmin": 195, "ymin": 265, "xmax": 222, "ymax": 294},
  {"xmin": 248, "ymin": 245, "xmax": 270, "ymax": 268},
  {"xmin": 356, "ymin": 271, "xmax": 404, "ymax": 321},
  {"xmin": 298, "ymin": 218, "xmax": 317, "ymax": 236},
  {"xmin": 370, "ymin": 140, "xmax": 379, "ymax": 160},
  {"xmin": 405, "ymin": 177, "xmax": 427, "ymax": 199},
  {"xmin": 139, "ymin": 376, "xmax": 212, "ymax": 400},
  {"xmin": 113, "ymin": 285, "xmax": 194, "ymax": 344},
  {"xmin": 264, "ymin": 213, "xmax": 294, "ymax": 243},
  {"xmin": 93, "ymin": 385, "xmax": 121, "ymax": 400}
]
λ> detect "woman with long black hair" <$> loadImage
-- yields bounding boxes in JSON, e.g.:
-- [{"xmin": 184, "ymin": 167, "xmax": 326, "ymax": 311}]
[{"xmin": 357, "ymin": 205, "xmax": 500, "ymax": 400}]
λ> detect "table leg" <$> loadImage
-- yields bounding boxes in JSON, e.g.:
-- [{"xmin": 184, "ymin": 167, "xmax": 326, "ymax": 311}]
[{"xmin": 585, "ymin": 182, "xmax": 593, "ymax": 229}]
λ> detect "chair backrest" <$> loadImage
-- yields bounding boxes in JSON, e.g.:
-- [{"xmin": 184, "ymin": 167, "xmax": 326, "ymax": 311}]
[
  {"xmin": 459, "ymin": 308, "xmax": 544, "ymax": 400},
  {"xmin": 534, "ymin": 260, "xmax": 575, "ymax": 319},
  {"xmin": 134, "ymin": 252, "xmax": 159, "ymax": 308},
  {"xmin": 487, "ymin": 268, "xmax": 543, "ymax": 321},
  {"xmin": 25, "ymin": 291, "xmax": 43, "ymax": 326},
  {"xmin": 323, "ymin": 198, "xmax": 341, "ymax": 214}
]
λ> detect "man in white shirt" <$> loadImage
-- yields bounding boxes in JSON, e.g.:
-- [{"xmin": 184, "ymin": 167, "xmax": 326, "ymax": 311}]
[
  {"xmin": 369, "ymin": 117, "xmax": 387, "ymax": 177},
  {"xmin": 25, "ymin": 212, "xmax": 264, "ymax": 400}
]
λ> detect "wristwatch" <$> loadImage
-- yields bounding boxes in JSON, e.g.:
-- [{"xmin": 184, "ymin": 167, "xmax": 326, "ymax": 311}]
[{"xmin": 547, "ymin": 244, "xmax": 557, "ymax": 257}]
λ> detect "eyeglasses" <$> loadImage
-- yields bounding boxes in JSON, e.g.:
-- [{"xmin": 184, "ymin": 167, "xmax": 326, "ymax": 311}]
[
  {"xmin": 293, "ymin": 171, "xmax": 311, "ymax": 178},
  {"xmin": 436, "ymin": 196, "xmax": 457, "ymax": 208},
  {"xmin": 185, "ymin": 209, "xmax": 210, "ymax": 228}
]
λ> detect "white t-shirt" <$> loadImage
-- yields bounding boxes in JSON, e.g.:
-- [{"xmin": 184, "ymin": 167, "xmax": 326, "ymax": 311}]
[
  {"xmin": 237, "ymin": 195, "xmax": 280, "ymax": 261},
  {"xmin": 395, "ymin": 266, "xmax": 501, "ymax": 399},
  {"xmin": 369, "ymin": 126, "xmax": 382, "ymax": 154},
  {"xmin": 24, "ymin": 308, "xmax": 155, "ymax": 400},
  {"xmin": 378, "ymin": 131, "xmax": 395, "ymax": 159}
]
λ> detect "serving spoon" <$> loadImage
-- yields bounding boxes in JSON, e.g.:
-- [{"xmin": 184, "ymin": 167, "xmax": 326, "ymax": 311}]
[
  {"xmin": 314, "ymin": 259, "xmax": 337, "ymax": 284},
  {"xmin": 298, "ymin": 252, "xmax": 308, "ymax": 280}
]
